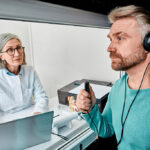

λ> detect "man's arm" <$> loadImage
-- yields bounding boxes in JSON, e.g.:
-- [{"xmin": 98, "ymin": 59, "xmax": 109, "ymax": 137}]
[{"xmin": 76, "ymin": 86, "xmax": 114, "ymax": 138}]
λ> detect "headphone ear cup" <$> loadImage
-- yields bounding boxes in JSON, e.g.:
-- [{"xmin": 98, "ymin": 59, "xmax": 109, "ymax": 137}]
[{"xmin": 143, "ymin": 33, "xmax": 150, "ymax": 52}]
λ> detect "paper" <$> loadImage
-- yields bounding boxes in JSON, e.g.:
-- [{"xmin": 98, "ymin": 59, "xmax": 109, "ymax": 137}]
[{"xmin": 69, "ymin": 83, "xmax": 111, "ymax": 99}]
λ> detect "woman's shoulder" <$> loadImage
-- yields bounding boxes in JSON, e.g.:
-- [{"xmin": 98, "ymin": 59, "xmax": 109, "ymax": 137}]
[
  {"xmin": 0, "ymin": 68, "xmax": 4, "ymax": 74},
  {"xmin": 21, "ymin": 65, "xmax": 36, "ymax": 75},
  {"xmin": 22, "ymin": 65, "xmax": 34, "ymax": 71}
]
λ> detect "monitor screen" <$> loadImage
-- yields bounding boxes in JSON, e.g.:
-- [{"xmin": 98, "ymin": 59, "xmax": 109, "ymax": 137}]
[{"xmin": 0, "ymin": 111, "xmax": 54, "ymax": 150}]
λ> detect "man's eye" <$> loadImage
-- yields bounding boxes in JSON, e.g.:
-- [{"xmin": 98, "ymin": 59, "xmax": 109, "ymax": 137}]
[{"xmin": 118, "ymin": 37, "xmax": 123, "ymax": 41}]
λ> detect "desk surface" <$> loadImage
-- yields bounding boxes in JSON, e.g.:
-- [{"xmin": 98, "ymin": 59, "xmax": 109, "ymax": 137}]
[{"xmin": 0, "ymin": 96, "xmax": 96, "ymax": 150}]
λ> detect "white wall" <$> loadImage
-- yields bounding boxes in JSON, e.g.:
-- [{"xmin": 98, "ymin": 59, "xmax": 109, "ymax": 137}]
[
  {"xmin": 31, "ymin": 23, "xmax": 118, "ymax": 98},
  {"xmin": 0, "ymin": 20, "xmax": 119, "ymax": 98}
]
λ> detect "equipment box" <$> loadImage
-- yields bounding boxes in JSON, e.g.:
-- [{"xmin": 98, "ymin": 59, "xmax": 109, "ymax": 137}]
[{"xmin": 57, "ymin": 79, "xmax": 112, "ymax": 108}]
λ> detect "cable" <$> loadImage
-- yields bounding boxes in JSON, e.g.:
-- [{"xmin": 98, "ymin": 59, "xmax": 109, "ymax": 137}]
[
  {"xmin": 117, "ymin": 62, "xmax": 150, "ymax": 146},
  {"xmin": 84, "ymin": 81, "xmax": 99, "ymax": 139},
  {"xmin": 78, "ymin": 112, "xmax": 85, "ymax": 120},
  {"xmin": 87, "ymin": 111, "xmax": 99, "ymax": 140},
  {"xmin": 51, "ymin": 132, "xmax": 69, "ymax": 141}
]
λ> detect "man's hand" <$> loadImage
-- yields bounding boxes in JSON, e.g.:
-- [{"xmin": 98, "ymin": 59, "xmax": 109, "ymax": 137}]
[{"xmin": 76, "ymin": 86, "xmax": 95, "ymax": 113}]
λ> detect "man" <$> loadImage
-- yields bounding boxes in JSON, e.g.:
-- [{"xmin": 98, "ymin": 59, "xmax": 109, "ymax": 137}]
[{"xmin": 76, "ymin": 5, "xmax": 150, "ymax": 150}]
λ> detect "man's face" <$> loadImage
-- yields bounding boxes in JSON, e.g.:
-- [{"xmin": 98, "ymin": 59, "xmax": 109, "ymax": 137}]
[{"xmin": 107, "ymin": 17, "xmax": 147, "ymax": 71}]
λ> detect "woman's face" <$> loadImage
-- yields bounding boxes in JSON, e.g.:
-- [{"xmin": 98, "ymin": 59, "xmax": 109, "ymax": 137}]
[{"xmin": 0, "ymin": 38, "xmax": 24, "ymax": 68}]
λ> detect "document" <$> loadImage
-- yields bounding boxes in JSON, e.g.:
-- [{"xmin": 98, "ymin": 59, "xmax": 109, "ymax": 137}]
[{"xmin": 69, "ymin": 83, "xmax": 111, "ymax": 99}]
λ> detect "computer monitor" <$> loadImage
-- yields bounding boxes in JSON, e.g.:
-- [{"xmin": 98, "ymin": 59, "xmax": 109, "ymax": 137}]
[{"xmin": 0, "ymin": 111, "xmax": 54, "ymax": 150}]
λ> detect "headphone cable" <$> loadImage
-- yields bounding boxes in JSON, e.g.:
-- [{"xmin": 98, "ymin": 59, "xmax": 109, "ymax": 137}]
[
  {"xmin": 117, "ymin": 62, "xmax": 150, "ymax": 146},
  {"xmin": 87, "ymin": 110, "xmax": 99, "ymax": 140}
]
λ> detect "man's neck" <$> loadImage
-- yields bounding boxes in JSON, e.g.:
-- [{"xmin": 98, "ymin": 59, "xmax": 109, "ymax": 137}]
[{"xmin": 126, "ymin": 62, "xmax": 150, "ymax": 89}]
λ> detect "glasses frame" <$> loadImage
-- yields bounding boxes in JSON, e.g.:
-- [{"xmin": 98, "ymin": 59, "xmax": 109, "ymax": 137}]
[{"xmin": 1, "ymin": 46, "xmax": 25, "ymax": 56}]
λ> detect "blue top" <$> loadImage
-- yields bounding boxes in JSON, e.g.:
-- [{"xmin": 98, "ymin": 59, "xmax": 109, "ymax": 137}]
[
  {"xmin": 0, "ymin": 65, "xmax": 48, "ymax": 114},
  {"xmin": 83, "ymin": 74, "xmax": 150, "ymax": 150}
]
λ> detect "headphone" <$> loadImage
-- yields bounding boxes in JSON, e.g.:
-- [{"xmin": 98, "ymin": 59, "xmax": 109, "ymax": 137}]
[{"xmin": 143, "ymin": 33, "xmax": 150, "ymax": 52}]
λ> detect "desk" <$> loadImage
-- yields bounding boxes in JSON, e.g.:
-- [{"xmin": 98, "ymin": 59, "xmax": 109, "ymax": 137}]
[{"xmin": 0, "ymin": 96, "xmax": 96, "ymax": 150}]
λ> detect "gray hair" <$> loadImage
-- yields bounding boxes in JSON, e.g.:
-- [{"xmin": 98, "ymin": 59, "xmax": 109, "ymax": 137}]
[
  {"xmin": 0, "ymin": 33, "xmax": 21, "ymax": 52},
  {"xmin": 108, "ymin": 5, "xmax": 150, "ymax": 40},
  {"xmin": 0, "ymin": 33, "xmax": 26, "ymax": 68}
]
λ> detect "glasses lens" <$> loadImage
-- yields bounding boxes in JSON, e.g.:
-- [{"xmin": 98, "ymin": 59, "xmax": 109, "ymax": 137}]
[
  {"xmin": 5, "ymin": 46, "xmax": 24, "ymax": 56},
  {"xmin": 16, "ymin": 46, "xmax": 21, "ymax": 51},
  {"xmin": 7, "ymin": 48, "xmax": 14, "ymax": 56}
]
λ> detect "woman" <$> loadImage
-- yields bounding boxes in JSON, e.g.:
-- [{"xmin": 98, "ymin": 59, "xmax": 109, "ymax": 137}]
[{"xmin": 0, "ymin": 33, "xmax": 48, "ymax": 114}]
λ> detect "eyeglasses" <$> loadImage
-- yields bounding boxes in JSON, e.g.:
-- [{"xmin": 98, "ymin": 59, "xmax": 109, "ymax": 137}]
[{"xmin": 1, "ymin": 46, "xmax": 24, "ymax": 56}]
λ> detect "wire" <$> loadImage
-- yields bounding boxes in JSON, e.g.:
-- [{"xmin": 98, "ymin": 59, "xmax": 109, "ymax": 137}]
[
  {"xmin": 78, "ymin": 112, "xmax": 85, "ymax": 120},
  {"xmin": 87, "ymin": 111, "xmax": 99, "ymax": 140},
  {"xmin": 117, "ymin": 62, "xmax": 150, "ymax": 146},
  {"xmin": 84, "ymin": 82, "xmax": 100, "ymax": 139},
  {"xmin": 51, "ymin": 132, "xmax": 69, "ymax": 141}
]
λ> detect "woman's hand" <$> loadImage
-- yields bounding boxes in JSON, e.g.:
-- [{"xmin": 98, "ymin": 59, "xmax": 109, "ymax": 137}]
[{"xmin": 33, "ymin": 112, "xmax": 41, "ymax": 115}]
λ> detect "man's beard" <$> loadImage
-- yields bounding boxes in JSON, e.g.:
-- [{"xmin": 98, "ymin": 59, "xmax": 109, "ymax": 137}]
[{"xmin": 110, "ymin": 47, "xmax": 147, "ymax": 71}]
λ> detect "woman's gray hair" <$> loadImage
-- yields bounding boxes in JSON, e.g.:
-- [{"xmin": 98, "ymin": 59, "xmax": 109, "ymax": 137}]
[
  {"xmin": 108, "ymin": 5, "xmax": 150, "ymax": 40},
  {"xmin": 0, "ymin": 33, "xmax": 26, "ymax": 68}
]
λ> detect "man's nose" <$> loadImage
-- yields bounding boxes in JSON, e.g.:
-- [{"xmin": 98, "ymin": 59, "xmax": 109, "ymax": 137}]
[{"xmin": 107, "ymin": 42, "xmax": 116, "ymax": 52}]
